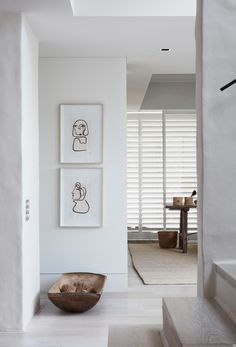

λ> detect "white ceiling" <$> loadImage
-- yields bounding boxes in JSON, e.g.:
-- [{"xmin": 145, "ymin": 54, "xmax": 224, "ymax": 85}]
[
  {"xmin": 0, "ymin": 0, "xmax": 72, "ymax": 13},
  {"xmin": 70, "ymin": 0, "xmax": 196, "ymax": 17},
  {"xmin": 0, "ymin": 0, "xmax": 196, "ymax": 110}
]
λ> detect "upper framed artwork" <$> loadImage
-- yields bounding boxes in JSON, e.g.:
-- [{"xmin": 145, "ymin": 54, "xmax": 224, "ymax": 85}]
[{"xmin": 60, "ymin": 104, "xmax": 103, "ymax": 163}]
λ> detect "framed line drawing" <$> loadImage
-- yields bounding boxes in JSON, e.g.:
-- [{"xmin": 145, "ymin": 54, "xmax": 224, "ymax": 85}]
[
  {"xmin": 60, "ymin": 104, "xmax": 103, "ymax": 163},
  {"xmin": 60, "ymin": 168, "xmax": 102, "ymax": 227}
]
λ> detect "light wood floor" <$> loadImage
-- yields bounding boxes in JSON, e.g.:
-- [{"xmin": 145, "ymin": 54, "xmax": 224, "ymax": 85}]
[{"xmin": 0, "ymin": 249, "xmax": 197, "ymax": 347}]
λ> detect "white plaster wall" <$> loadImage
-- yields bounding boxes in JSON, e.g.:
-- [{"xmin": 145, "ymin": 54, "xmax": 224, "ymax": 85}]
[
  {"xmin": 196, "ymin": 0, "xmax": 236, "ymax": 296},
  {"xmin": 0, "ymin": 13, "xmax": 23, "ymax": 332},
  {"xmin": 21, "ymin": 16, "xmax": 40, "ymax": 328},
  {"xmin": 0, "ymin": 13, "xmax": 40, "ymax": 331},
  {"xmin": 39, "ymin": 58, "xmax": 127, "ymax": 292},
  {"xmin": 128, "ymin": 88, "xmax": 146, "ymax": 112}
]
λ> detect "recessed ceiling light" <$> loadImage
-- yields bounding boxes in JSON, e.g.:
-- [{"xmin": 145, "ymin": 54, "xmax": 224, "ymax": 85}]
[{"xmin": 160, "ymin": 48, "xmax": 171, "ymax": 52}]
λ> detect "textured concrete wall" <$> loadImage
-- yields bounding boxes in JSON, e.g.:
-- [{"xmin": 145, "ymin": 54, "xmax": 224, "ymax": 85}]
[{"xmin": 196, "ymin": 0, "xmax": 236, "ymax": 296}]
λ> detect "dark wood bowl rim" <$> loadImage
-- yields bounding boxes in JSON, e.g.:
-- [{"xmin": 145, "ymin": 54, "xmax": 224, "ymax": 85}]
[
  {"xmin": 48, "ymin": 272, "xmax": 106, "ymax": 297},
  {"xmin": 62, "ymin": 272, "xmax": 106, "ymax": 278},
  {"xmin": 48, "ymin": 292, "xmax": 101, "ymax": 298}
]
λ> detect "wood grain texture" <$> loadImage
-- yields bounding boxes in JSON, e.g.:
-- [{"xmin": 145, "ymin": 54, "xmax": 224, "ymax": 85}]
[
  {"xmin": 108, "ymin": 324, "xmax": 162, "ymax": 347},
  {"xmin": 215, "ymin": 262, "xmax": 236, "ymax": 290},
  {"xmin": 0, "ymin": 289, "xmax": 197, "ymax": 346},
  {"xmin": 165, "ymin": 205, "xmax": 197, "ymax": 210},
  {"xmin": 215, "ymin": 271, "xmax": 236, "ymax": 325},
  {"xmin": 166, "ymin": 204, "xmax": 196, "ymax": 253},
  {"xmin": 163, "ymin": 298, "xmax": 236, "ymax": 346},
  {"xmin": 48, "ymin": 272, "xmax": 106, "ymax": 313},
  {"xmin": 0, "ymin": 251, "xmax": 197, "ymax": 346}
]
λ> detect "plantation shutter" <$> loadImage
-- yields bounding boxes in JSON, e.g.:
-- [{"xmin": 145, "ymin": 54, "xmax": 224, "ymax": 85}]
[
  {"xmin": 127, "ymin": 113, "xmax": 163, "ymax": 231},
  {"xmin": 165, "ymin": 112, "xmax": 197, "ymax": 229},
  {"xmin": 127, "ymin": 118, "xmax": 140, "ymax": 230},
  {"xmin": 141, "ymin": 116, "xmax": 163, "ymax": 229},
  {"xmin": 127, "ymin": 111, "xmax": 197, "ymax": 233}
]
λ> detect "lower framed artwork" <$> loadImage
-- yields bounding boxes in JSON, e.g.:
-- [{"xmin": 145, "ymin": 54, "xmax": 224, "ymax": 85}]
[{"xmin": 60, "ymin": 168, "xmax": 103, "ymax": 227}]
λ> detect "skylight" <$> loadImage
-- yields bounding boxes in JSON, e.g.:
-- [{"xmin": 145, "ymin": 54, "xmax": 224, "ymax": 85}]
[{"xmin": 70, "ymin": 0, "xmax": 196, "ymax": 17}]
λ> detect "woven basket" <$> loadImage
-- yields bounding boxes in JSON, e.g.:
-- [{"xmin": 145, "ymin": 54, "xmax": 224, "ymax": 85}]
[{"xmin": 158, "ymin": 231, "xmax": 178, "ymax": 248}]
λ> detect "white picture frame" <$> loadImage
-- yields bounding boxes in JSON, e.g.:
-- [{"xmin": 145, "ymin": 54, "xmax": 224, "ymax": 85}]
[
  {"xmin": 60, "ymin": 104, "xmax": 103, "ymax": 163},
  {"xmin": 60, "ymin": 168, "xmax": 103, "ymax": 227}
]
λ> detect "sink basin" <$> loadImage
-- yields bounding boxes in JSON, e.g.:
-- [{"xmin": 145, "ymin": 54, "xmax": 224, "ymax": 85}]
[{"xmin": 48, "ymin": 272, "xmax": 106, "ymax": 313}]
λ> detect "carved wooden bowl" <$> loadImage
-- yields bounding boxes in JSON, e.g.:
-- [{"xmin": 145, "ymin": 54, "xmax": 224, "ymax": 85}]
[{"xmin": 48, "ymin": 272, "xmax": 106, "ymax": 313}]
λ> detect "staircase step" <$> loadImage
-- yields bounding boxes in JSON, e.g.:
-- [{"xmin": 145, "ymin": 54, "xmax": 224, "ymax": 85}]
[
  {"xmin": 108, "ymin": 324, "xmax": 162, "ymax": 347},
  {"xmin": 215, "ymin": 262, "xmax": 236, "ymax": 289},
  {"xmin": 215, "ymin": 261, "xmax": 236, "ymax": 324},
  {"xmin": 162, "ymin": 297, "xmax": 236, "ymax": 347}
]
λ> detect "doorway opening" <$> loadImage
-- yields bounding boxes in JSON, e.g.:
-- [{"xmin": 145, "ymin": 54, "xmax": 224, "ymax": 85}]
[{"xmin": 127, "ymin": 110, "xmax": 198, "ymax": 286}]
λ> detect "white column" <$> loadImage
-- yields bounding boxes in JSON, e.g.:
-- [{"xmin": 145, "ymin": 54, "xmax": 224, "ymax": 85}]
[
  {"xmin": 0, "ymin": 13, "xmax": 39, "ymax": 331},
  {"xmin": 0, "ymin": 13, "xmax": 23, "ymax": 331},
  {"xmin": 21, "ymin": 15, "xmax": 40, "ymax": 329}
]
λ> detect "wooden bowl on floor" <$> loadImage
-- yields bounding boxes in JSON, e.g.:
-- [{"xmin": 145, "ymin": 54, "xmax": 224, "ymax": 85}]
[{"xmin": 48, "ymin": 272, "xmax": 106, "ymax": 313}]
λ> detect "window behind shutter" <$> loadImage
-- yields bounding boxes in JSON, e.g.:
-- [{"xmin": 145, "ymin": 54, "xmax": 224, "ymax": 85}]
[
  {"xmin": 140, "ymin": 116, "xmax": 163, "ymax": 229},
  {"xmin": 165, "ymin": 112, "xmax": 197, "ymax": 230},
  {"xmin": 127, "ymin": 111, "xmax": 197, "ymax": 234},
  {"xmin": 127, "ymin": 118, "xmax": 139, "ymax": 230}
]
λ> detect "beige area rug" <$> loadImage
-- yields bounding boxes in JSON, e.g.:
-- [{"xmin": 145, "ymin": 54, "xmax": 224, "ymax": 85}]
[
  {"xmin": 129, "ymin": 243, "xmax": 197, "ymax": 285},
  {"xmin": 108, "ymin": 324, "xmax": 163, "ymax": 347}
]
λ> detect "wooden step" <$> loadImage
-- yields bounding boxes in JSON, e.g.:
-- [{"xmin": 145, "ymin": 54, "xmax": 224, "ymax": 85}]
[
  {"xmin": 215, "ymin": 261, "xmax": 236, "ymax": 324},
  {"xmin": 108, "ymin": 324, "xmax": 163, "ymax": 347},
  {"xmin": 162, "ymin": 297, "xmax": 236, "ymax": 347}
]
